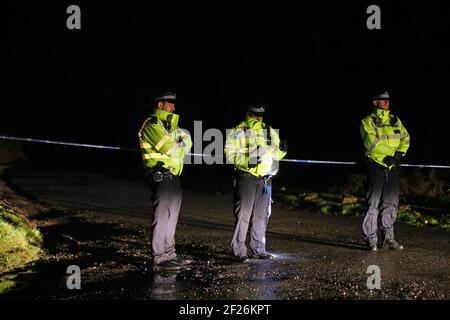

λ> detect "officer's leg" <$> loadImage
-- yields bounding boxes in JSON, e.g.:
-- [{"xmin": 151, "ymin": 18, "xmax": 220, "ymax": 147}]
[
  {"xmin": 380, "ymin": 168, "xmax": 399, "ymax": 240},
  {"xmin": 363, "ymin": 163, "xmax": 385, "ymax": 244},
  {"xmin": 165, "ymin": 176, "xmax": 182, "ymax": 259},
  {"xmin": 250, "ymin": 179, "xmax": 271, "ymax": 255},
  {"xmin": 150, "ymin": 176, "xmax": 181, "ymax": 264},
  {"xmin": 232, "ymin": 175, "xmax": 257, "ymax": 257}
]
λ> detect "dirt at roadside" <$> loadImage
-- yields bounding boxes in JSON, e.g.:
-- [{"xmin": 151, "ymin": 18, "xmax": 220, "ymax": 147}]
[{"xmin": 1, "ymin": 180, "xmax": 152, "ymax": 299}]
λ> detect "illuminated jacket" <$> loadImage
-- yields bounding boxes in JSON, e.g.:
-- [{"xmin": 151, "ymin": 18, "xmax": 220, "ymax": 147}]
[
  {"xmin": 138, "ymin": 108, "xmax": 192, "ymax": 176},
  {"xmin": 225, "ymin": 114, "xmax": 287, "ymax": 177},
  {"xmin": 360, "ymin": 108, "xmax": 410, "ymax": 168}
]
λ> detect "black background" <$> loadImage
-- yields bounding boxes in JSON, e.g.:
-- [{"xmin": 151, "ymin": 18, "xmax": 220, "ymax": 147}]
[{"xmin": 2, "ymin": 0, "xmax": 450, "ymax": 176}]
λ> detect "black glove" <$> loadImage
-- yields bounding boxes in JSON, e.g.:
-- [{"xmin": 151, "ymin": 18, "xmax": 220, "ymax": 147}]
[
  {"xmin": 394, "ymin": 151, "xmax": 403, "ymax": 163},
  {"xmin": 248, "ymin": 159, "xmax": 261, "ymax": 169},
  {"xmin": 383, "ymin": 156, "xmax": 396, "ymax": 167},
  {"xmin": 391, "ymin": 151, "xmax": 404, "ymax": 169},
  {"xmin": 248, "ymin": 146, "xmax": 261, "ymax": 169},
  {"xmin": 279, "ymin": 139, "xmax": 288, "ymax": 152}
]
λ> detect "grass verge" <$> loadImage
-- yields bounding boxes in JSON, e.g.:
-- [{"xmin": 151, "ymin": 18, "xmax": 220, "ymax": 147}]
[
  {"xmin": 276, "ymin": 190, "xmax": 450, "ymax": 229},
  {"xmin": 0, "ymin": 201, "xmax": 42, "ymax": 294}
]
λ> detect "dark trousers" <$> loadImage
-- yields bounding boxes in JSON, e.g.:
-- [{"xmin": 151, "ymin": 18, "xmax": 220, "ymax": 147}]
[
  {"xmin": 232, "ymin": 173, "xmax": 272, "ymax": 257},
  {"xmin": 147, "ymin": 173, "xmax": 182, "ymax": 264},
  {"xmin": 363, "ymin": 162, "xmax": 399, "ymax": 243}
]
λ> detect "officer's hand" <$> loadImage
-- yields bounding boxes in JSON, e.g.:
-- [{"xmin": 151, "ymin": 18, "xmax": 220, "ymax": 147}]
[
  {"xmin": 394, "ymin": 151, "xmax": 404, "ymax": 163},
  {"xmin": 279, "ymin": 140, "xmax": 288, "ymax": 152},
  {"xmin": 383, "ymin": 156, "xmax": 396, "ymax": 167},
  {"xmin": 248, "ymin": 158, "xmax": 261, "ymax": 169},
  {"xmin": 391, "ymin": 151, "xmax": 404, "ymax": 169}
]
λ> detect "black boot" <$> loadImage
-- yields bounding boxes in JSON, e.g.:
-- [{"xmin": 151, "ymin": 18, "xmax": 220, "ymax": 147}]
[
  {"xmin": 383, "ymin": 239, "xmax": 404, "ymax": 250},
  {"xmin": 170, "ymin": 256, "xmax": 193, "ymax": 266},
  {"xmin": 253, "ymin": 253, "xmax": 274, "ymax": 260},
  {"xmin": 237, "ymin": 255, "xmax": 249, "ymax": 263},
  {"xmin": 366, "ymin": 242, "xmax": 378, "ymax": 251},
  {"xmin": 154, "ymin": 260, "xmax": 182, "ymax": 271}
]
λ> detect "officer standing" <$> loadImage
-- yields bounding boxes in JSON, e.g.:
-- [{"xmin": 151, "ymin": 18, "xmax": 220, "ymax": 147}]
[
  {"xmin": 360, "ymin": 91, "xmax": 410, "ymax": 251},
  {"xmin": 225, "ymin": 105, "xmax": 287, "ymax": 261},
  {"xmin": 138, "ymin": 90, "xmax": 193, "ymax": 270}
]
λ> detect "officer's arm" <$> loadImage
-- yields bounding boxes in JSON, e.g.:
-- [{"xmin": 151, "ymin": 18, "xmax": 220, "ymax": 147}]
[
  {"xmin": 171, "ymin": 128, "xmax": 193, "ymax": 157},
  {"xmin": 269, "ymin": 127, "xmax": 287, "ymax": 160},
  {"xmin": 225, "ymin": 128, "xmax": 248, "ymax": 167},
  {"xmin": 396, "ymin": 118, "xmax": 410, "ymax": 155},
  {"xmin": 360, "ymin": 118, "xmax": 396, "ymax": 157},
  {"xmin": 138, "ymin": 121, "xmax": 153, "ymax": 154},
  {"xmin": 141, "ymin": 122, "xmax": 179, "ymax": 156}
]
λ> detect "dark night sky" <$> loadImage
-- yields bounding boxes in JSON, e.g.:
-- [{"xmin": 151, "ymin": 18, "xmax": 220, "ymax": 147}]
[{"xmin": 2, "ymin": 0, "xmax": 450, "ymax": 166}]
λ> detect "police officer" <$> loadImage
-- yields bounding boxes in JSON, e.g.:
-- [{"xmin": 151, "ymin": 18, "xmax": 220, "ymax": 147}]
[
  {"xmin": 138, "ymin": 90, "xmax": 193, "ymax": 270},
  {"xmin": 360, "ymin": 91, "xmax": 410, "ymax": 251},
  {"xmin": 225, "ymin": 105, "xmax": 287, "ymax": 261}
]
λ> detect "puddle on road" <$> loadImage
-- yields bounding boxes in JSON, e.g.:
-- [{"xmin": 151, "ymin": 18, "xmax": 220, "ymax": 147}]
[{"xmin": 141, "ymin": 253, "xmax": 311, "ymax": 300}]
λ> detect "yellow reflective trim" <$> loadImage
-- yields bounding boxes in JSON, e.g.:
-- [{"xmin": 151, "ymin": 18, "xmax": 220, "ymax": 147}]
[
  {"xmin": 368, "ymin": 134, "xmax": 403, "ymax": 152},
  {"xmin": 141, "ymin": 142, "xmax": 152, "ymax": 149},
  {"xmin": 138, "ymin": 116, "xmax": 157, "ymax": 138},
  {"xmin": 225, "ymin": 146, "xmax": 250, "ymax": 152},
  {"xmin": 155, "ymin": 134, "xmax": 172, "ymax": 151},
  {"xmin": 138, "ymin": 120, "xmax": 149, "ymax": 138},
  {"xmin": 149, "ymin": 153, "xmax": 170, "ymax": 159},
  {"xmin": 368, "ymin": 137, "xmax": 382, "ymax": 151},
  {"xmin": 142, "ymin": 153, "xmax": 170, "ymax": 160}
]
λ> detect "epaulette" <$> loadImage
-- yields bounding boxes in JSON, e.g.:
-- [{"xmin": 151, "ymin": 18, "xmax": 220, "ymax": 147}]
[{"xmin": 149, "ymin": 116, "xmax": 158, "ymax": 125}]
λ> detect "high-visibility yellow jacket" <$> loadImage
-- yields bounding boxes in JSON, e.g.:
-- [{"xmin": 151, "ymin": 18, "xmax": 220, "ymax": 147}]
[
  {"xmin": 225, "ymin": 114, "xmax": 287, "ymax": 177},
  {"xmin": 138, "ymin": 108, "xmax": 192, "ymax": 176},
  {"xmin": 360, "ymin": 108, "xmax": 410, "ymax": 168}
]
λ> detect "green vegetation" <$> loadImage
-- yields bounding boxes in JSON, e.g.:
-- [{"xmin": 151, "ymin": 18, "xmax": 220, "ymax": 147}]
[
  {"xmin": 276, "ymin": 190, "xmax": 450, "ymax": 230},
  {"xmin": 0, "ymin": 274, "xmax": 16, "ymax": 293},
  {"xmin": 0, "ymin": 202, "xmax": 42, "ymax": 294}
]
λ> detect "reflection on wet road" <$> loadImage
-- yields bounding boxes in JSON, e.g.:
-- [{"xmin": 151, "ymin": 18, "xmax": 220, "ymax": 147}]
[{"xmin": 3, "ymin": 169, "xmax": 450, "ymax": 299}]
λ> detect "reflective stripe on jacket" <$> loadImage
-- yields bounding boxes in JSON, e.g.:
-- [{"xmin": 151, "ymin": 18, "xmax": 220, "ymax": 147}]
[
  {"xmin": 225, "ymin": 114, "xmax": 287, "ymax": 177},
  {"xmin": 138, "ymin": 108, "xmax": 192, "ymax": 176},
  {"xmin": 360, "ymin": 108, "xmax": 410, "ymax": 168}
]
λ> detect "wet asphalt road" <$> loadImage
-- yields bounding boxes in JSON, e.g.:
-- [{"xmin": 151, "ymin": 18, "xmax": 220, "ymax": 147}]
[{"xmin": 2, "ymin": 168, "xmax": 450, "ymax": 300}]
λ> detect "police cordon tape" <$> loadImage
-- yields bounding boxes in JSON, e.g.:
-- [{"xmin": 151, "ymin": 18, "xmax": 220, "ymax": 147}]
[{"xmin": 1, "ymin": 134, "xmax": 449, "ymax": 169}]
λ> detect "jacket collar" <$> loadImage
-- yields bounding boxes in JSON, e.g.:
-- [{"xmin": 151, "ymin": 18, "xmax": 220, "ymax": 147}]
[
  {"xmin": 372, "ymin": 107, "xmax": 390, "ymax": 120},
  {"xmin": 244, "ymin": 114, "xmax": 265, "ymax": 129}
]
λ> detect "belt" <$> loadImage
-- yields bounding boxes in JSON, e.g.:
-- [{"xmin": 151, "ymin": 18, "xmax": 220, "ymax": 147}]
[
  {"xmin": 235, "ymin": 171, "xmax": 272, "ymax": 194},
  {"xmin": 236, "ymin": 170, "xmax": 271, "ymax": 181},
  {"xmin": 146, "ymin": 168, "xmax": 174, "ymax": 182}
]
